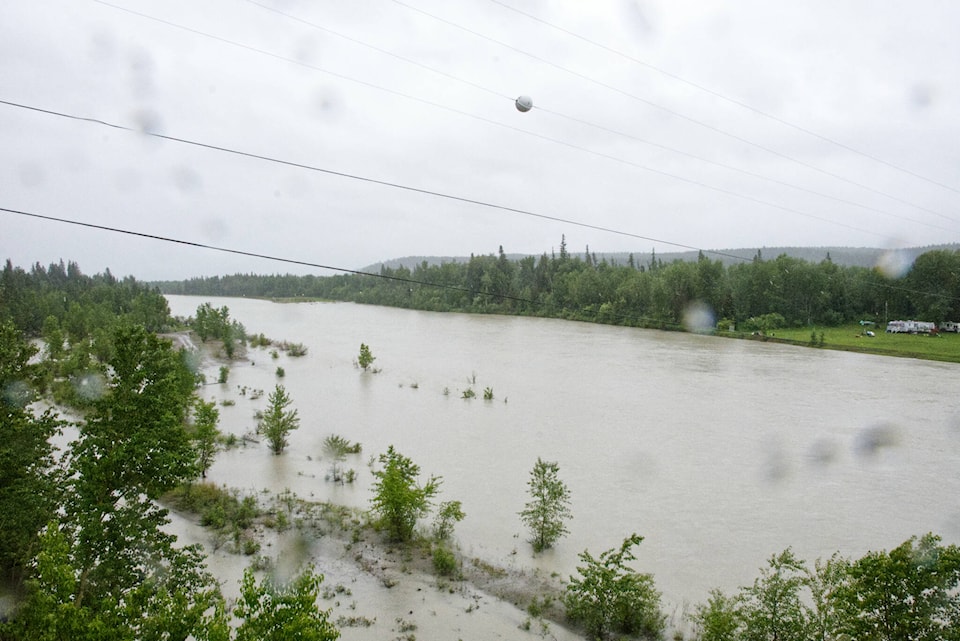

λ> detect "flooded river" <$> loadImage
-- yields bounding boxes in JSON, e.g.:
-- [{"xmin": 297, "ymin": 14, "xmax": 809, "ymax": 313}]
[{"xmin": 165, "ymin": 295, "xmax": 960, "ymax": 630}]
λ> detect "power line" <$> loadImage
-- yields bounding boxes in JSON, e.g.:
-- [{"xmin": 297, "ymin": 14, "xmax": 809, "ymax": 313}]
[
  {"xmin": 243, "ymin": 0, "xmax": 511, "ymax": 103},
  {"xmin": 4, "ymin": 205, "xmax": 958, "ymax": 316},
  {"xmin": 387, "ymin": 0, "xmax": 957, "ymax": 223},
  {"xmin": 0, "ymin": 98, "xmax": 750, "ymax": 262},
  {"xmin": 484, "ymin": 0, "xmax": 960, "ymax": 196},
  {"xmin": 85, "ymin": 2, "xmax": 951, "ymax": 238},
  {"xmin": 0, "ymin": 205, "xmax": 683, "ymax": 329},
  {"xmin": 243, "ymin": 0, "xmax": 958, "ymax": 236}
]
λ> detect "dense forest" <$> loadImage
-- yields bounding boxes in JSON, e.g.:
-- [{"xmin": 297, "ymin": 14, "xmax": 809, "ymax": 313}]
[
  {"xmin": 1, "ymin": 259, "xmax": 172, "ymax": 337},
  {"xmin": 155, "ymin": 241, "xmax": 960, "ymax": 331}
]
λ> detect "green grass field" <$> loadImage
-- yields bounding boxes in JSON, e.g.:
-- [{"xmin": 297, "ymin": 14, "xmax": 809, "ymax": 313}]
[{"xmin": 737, "ymin": 324, "xmax": 960, "ymax": 363}]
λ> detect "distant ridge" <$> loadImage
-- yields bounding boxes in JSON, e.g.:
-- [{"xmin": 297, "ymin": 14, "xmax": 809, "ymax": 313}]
[{"xmin": 364, "ymin": 244, "xmax": 960, "ymax": 272}]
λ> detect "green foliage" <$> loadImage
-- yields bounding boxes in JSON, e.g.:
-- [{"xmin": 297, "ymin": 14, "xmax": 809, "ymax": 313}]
[
  {"xmin": 233, "ymin": 566, "xmax": 340, "ymax": 641},
  {"xmin": 738, "ymin": 548, "xmax": 810, "ymax": 641},
  {"xmin": 258, "ymin": 385, "xmax": 300, "ymax": 455},
  {"xmin": 836, "ymin": 533, "xmax": 960, "ymax": 641},
  {"xmin": 194, "ymin": 303, "xmax": 245, "ymax": 359},
  {"xmin": 323, "ymin": 434, "xmax": 360, "ymax": 483},
  {"xmin": 191, "ymin": 398, "xmax": 221, "ymax": 478},
  {"xmin": 432, "ymin": 500, "xmax": 466, "ymax": 541},
  {"xmin": 432, "ymin": 545, "xmax": 459, "ymax": 576},
  {"xmin": 369, "ymin": 446, "xmax": 441, "ymax": 542},
  {"xmin": 41, "ymin": 315, "xmax": 65, "ymax": 360},
  {"xmin": 4, "ymin": 324, "xmax": 226, "ymax": 641},
  {"xmin": 276, "ymin": 366, "xmax": 285, "ymax": 378},
  {"xmin": 357, "ymin": 343, "xmax": 375, "ymax": 371},
  {"xmin": 218, "ymin": 365, "xmax": 230, "ymax": 384},
  {"xmin": 0, "ymin": 322, "xmax": 62, "ymax": 581},
  {"xmin": 249, "ymin": 333, "xmax": 273, "ymax": 348},
  {"xmin": 165, "ymin": 482, "xmax": 260, "ymax": 532},
  {"xmin": 564, "ymin": 533, "xmax": 666, "ymax": 640},
  {"xmin": 690, "ymin": 589, "xmax": 741, "ymax": 641},
  {"xmin": 519, "ymin": 458, "xmax": 572, "ymax": 552},
  {"xmin": 690, "ymin": 535, "xmax": 960, "ymax": 641},
  {"xmin": 461, "ymin": 387, "xmax": 476, "ymax": 399},
  {"xmin": 483, "ymin": 386, "xmax": 494, "ymax": 400},
  {"xmin": 744, "ymin": 312, "xmax": 787, "ymax": 333},
  {"xmin": 284, "ymin": 342, "xmax": 308, "ymax": 357},
  {"xmin": 1, "ymin": 260, "xmax": 172, "ymax": 338},
  {"xmin": 7, "ymin": 524, "xmax": 228, "ymax": 641},
  {"xmin": 75, "ymin": 324, "xmax": 199, "ymax": 498}
]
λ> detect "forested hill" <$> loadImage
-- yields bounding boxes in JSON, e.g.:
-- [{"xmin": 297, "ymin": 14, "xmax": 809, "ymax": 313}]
[
  {"xmin": 364, "ymin": 244, "xmax": 960, "ymax": 272},
  {"xmin": 153, "ymin": 244, "xmax": 960, "ymax": 332}
]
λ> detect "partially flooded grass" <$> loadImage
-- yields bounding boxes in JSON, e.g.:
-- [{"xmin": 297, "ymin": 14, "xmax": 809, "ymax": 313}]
[
  {"xmin": 736, "ymin": 324, "xmax": 960, "ymax": 362},
  {"xmin": 175, "ymin": 485, "xmax": 573, "ymax": 636},
  {"xmin": 163, "ymin": 482, "xmax": 261, "ymax": 554}
]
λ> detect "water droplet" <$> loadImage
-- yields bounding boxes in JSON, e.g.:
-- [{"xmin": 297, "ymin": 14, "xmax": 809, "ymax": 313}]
[{"xmin": 682, "ymin": 300, "xmax": 715, "ymax": 334}]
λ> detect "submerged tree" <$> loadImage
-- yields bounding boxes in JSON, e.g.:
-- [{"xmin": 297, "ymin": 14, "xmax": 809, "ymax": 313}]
[
  {"xmin": 564, "ymin": 533, "xmax": 666, "ymax": 640},
  {"xmin": 432, "ymin": 500, "xmax": 466, "ymax": 541},
  {"xmin": 369, "ymin": 446, "xmax": 440, "ymax": 542},
  {"xmin": 322, "ymin": 434, "xmax": 353, "ymax": 483},
  {"xmin": 519, "ymin": 458, "xmax": 572, "ymax": 552},
  {"xmin": 191, "ymin": 397, "xmax": 221, "ymax": 478},
  {"xmin": 259, "ymin": 385, "xmax": 300, "ymax": 455},
  {"xmin": 357, "ymin": 343, "xmax": 375, "ymax": 371}
]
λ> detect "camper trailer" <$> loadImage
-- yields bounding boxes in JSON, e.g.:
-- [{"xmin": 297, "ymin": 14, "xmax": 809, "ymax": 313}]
[{"xmin": 886, "ymin": 320, "xmax": 937, "ymax": 334}]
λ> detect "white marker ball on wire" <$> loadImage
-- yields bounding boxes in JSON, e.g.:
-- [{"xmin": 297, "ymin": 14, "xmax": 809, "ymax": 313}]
[{"xmin": 515, "ymin": 95, "xmax": 533, "ymax": 112}]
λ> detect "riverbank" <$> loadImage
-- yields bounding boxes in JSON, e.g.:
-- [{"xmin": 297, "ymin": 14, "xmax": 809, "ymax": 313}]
[
  {"xmin": 727, "ymin": 324, "xmax": 960, "ymax": 363},
  {"xmin": 179, "ymin": 295, "xmax": 960, "ymax": 364},
  {"xmin": 164, "ymin": 487, "xmax": 584, "ymax": 641}
]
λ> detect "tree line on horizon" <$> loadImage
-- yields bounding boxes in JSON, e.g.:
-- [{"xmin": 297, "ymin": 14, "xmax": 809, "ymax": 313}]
[{"xmin": 153, "ymin": 240, "xmax": 960, "ymax": 330}]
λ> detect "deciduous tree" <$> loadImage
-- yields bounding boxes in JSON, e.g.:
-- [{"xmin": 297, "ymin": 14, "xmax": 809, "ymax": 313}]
[
  {"xmin": 370, "ymin": 446, "xmax": 440, "ymax": 542},
  {"xmin": 738, "ymin": 548, "xmax": 810, "ymax": 641},
  {"xmin": 433, "ymin": 500, "xmax": 466, "ymax": 541},
  {"xmin": 192, "ymin": 398, "xmax": 221, "ymax": 478},
  {"xmin": 258, "ymin": 385, "xmax": 299, "ymax": 455},
  {"xmin": 0, "ymin": 322, "xmax": 61, "ymax": 582},
  {"xmin": 234, "ymin": 566, "xmax": 339, "ymax": 641},
  {"xmin": 4, "ymin": 324, "xmax": 225, "ymax": 641},
  {"xmin": 519, "ymin": 458, "xmax": 572, "ymax": 552},
  {"xmin": 564, "ymin": 533, "xmax": 665, "ymax": 640},
  {"xmin": 836, "ymin": 533, "xmax": 960, "ymax": 641},
  {"xmin": 690, "ymin": 589, "xmax": 742, "ymax": 641},
  {"xmin": 358, "ymin": 343, "xmax": 375, "ymax": 371}
]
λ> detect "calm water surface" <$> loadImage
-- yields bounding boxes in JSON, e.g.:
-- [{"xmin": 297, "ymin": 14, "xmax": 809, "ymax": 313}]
[{"xmin": 166, "ymin": 295, "xmax": 960, "ymax": 608}]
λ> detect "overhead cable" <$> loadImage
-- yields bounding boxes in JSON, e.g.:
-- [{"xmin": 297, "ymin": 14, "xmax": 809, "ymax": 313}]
[
  {"xmin": 387, "ymin": 0, "xmax": 957, "ymax": 223},
  {"xmin": 244, "ymin": 0, "xmax": 958, "ymax": 235},
  {"xmin": 0, "ymin": 98, "xmax": 751, "ymax": 262},
  {"xmin": 485, "ymin": 0, "xmax": 960, "ymax": 196}
]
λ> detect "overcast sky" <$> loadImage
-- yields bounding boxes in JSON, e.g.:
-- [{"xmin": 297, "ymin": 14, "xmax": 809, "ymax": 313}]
[{"xmin": 2, "ymin": 0, "xmax": 958, "ymax": 280}]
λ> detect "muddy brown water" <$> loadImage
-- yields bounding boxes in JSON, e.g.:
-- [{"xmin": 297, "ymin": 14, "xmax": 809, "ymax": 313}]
[{"xmin": 165, "ymin": 295, "xmax": 960, "ymax": 633}]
